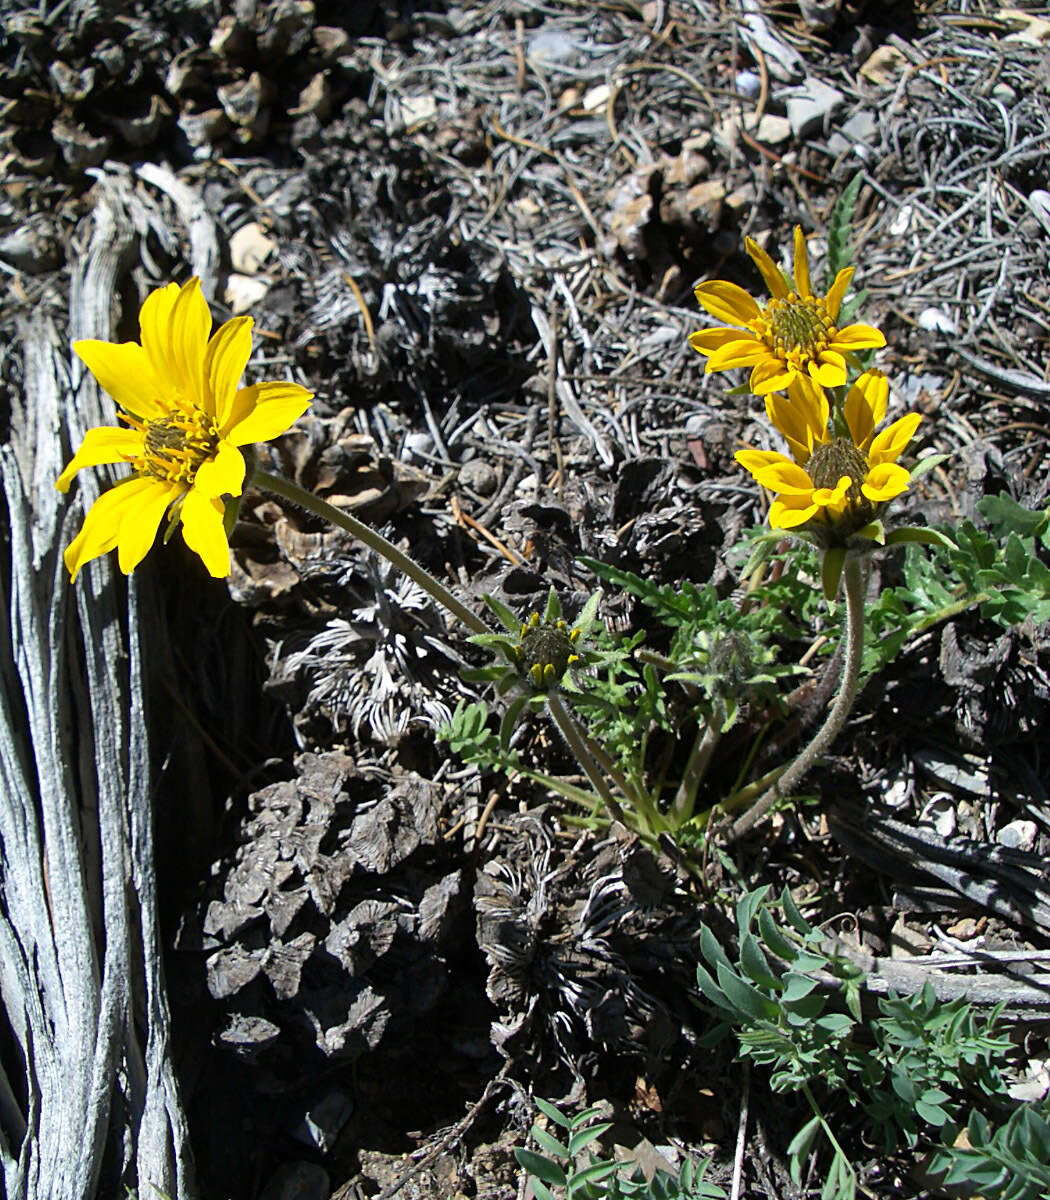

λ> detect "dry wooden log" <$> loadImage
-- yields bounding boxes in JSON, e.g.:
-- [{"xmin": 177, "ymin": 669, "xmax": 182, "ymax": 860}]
[{"xmin": 0, "ymin": 169, "xmax": 199, "ymax": 1198}]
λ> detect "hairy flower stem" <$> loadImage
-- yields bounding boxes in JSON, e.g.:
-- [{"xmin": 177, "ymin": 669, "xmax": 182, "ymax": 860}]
[
  {"xmin": 254, "ymin": 469, "xmax": 491, "ymax": 636},
  {"xmin": 671, "ymin": 714, "xmax": 722, "ymax": 826},
  {"xmin": 729, "ymin": 556, "xmax": 866, "ymax": 841},
  {"xmin": 546, "ymin": 692, "xmax": 630, "ymax": 829}
]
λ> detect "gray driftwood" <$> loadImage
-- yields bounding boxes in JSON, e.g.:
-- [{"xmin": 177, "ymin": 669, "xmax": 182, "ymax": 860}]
[{"xmin": 0, "ymin": 168, "xmax": 208, "ymax": 1198}]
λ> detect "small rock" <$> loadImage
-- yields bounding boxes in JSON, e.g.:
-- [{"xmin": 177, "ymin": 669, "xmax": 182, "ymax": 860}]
[
  {"xmin": 260, "ymin": 1162, "xmax": 330, "ymax": 1200},
  {"xmin": 459, "ymin": 459, "xmax": 498, "ymax": 497},
  {"xmin": 735, "ymin": 69, "xmax": 762, "ymax": 98},
  {"xmin": 778, "ymin": 77, "xmax": 846, "ymax": 138},
  {"xmin": 753, "ymin": 113, "xmax": 792, "ymax": 144},
  {"xmin": 662, "ymin": 178, "xmax": 725, "ymax": 233},
  {"xmin": 889, "ymin": 204, "xmax": 913, "ymax": 236},
  {"xmin": 917, "ymin": 308, "xmax": 958, "ymax": 335},
  {"xmin": 945, "ymin": 917, "xmax": 981, "ymax": 939},
  {"xmin": 997, "ymin": 819, "xmax": 1037, "ymax": 851},
  {"xmin": 920, "ymin": 795, "xmax": 956, "ymax": 838},
  {"xmin": 724, "ymin": 183, "xmax": 757, "ymax": 212},
  {"xmin": 396, "ymin": 94, "xmax": 438, "ymax": 128},
  {"xmin": 230, "ymin": 222, "xmax": 276, "ymax": 274},
  {"xmin": 582, "ymin": 84, "xmax": 610, "ymax": 112},
  {"xmin": 312, "ymin": 25, "xmax": 350, "ymax": 61},
  {"xmin": 292, "ymin": 1089, "xmax": 354, "ymax": 1153},
  {"xmin": 225, "ymin": 274, "xmax": 270, "ymax": 315},
  {"xmin": 859, "ymin": 43, "xmax": 908, "ymax": 86},
  {"xmin": 527, "ymin": 29, "xmax": 579, "ymax": 65},
  {"xmin": 290, "ymin": 72, "xmax": 331, "ymax": 119},
  {"xmin": 1027, "ymin": 189, "xmax": 1050, "ymax": 236}
]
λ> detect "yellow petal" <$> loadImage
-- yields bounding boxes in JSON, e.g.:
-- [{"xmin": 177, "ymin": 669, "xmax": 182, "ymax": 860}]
[
  {"xmin": 844, "ymin": 370, "xmax": 888, "ymax": 450},
  {"xmin": 138, "ymin": 282, "xmax": 183, "ymax": 401},
  {"xmin": 765, "ymin": 389, "xmax": 827, "ymax": 464},
  {"xmin": 869, "ymin": 412, "xmax": 921, "ymax": 466},
  {"xmin": 64, "ymin": 476, "xmax": 166, "ymax": 581},
  {"xmin": 705, "ymin": 338, "xmax": 772, "ymax": 372},
  {"xmin": 769, "ymin": 496, "xmax": 819, "ymax": 529},
  {"xmin": 693, "ymin": 281, "xmax": 762, "ymax": 326},
  {"xmin": 862, "ymin": 462, "xmax": 910, "ymax": 503},
  {"xmin": 689, "ymin": 328, "xmax": 751, "ymax": 357},
  {"xmin": 745, "ymin": 237, "xmax": 789, "ymax": 300},
  {"xmin": 811, "ymin": 477, "xmax": 852, "ymax": 508},
  {"xmin": 192, "ymin": 441, "xmax": 246, "ymax": 497},
  {"xmin": 752, "ymin": 459, "xmax": 816, "ymax": 495},
  {"xmin": 750, "ymin": 360, "xmax": 796, "ymax": 395},
  {"xmin": 204, "ymin": 316, "xmax": 254, "ymax": 426},
  {"xmin": 735, "ymin": 448, "xmax": 794, "ymax": 481},
  {"xmin": 832, "ymin": 323, "xmax": 886, "ymax": 351},
  {"xmin": 826, "ymin": 267, "xmax": 854, "ymax": 321},
  {"xmin": 56, "ymin": 426, "xmax": 143, "ymax": 493},
  {"xmin": 117, "ymin": 480, "xmax": 182, "ymax": 575},
  {"xmin": 223, "ymin": 381, "xmax": 313, "ymax": 446},
  {"xmin": 792, "ymin": 227, "xmax": 811, "ymax": 297},
  {"xmin": 808, "ymin": 358, "xmax": 847, "ymax": 388},
  {"xmin": 169, "ymin": 277, "xmax": 212, "ymax": 409},
  {"xmin": 180, "ymin": 489, "xmax": 231, "ymax": 578},
  {"xmin": 73, "ymin": 340, "xmax": 166, "ymax": 420}
]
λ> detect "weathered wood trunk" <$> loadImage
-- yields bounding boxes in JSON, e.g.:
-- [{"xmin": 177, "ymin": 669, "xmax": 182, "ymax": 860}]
[{"xmin": 0, "ymin": 166, "xmax": 216, "ymax": 1199}]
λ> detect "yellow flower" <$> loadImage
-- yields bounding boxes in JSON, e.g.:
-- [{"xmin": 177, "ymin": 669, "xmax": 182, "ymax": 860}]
[
  {"xmin": 690, "ymin": 226, "xmax": 886, "ymax": 397},
  {"xmin": 57, "ymin": 277, "xmax": 313, "ymax": 580},
  {"xmin": 736, "ymin": 371, "xmax": 921, "ymax": 539}
]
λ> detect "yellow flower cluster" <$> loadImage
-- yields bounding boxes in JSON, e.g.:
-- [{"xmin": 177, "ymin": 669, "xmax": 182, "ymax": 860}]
[
  {"xmin": 690, "ymin": 226, "xmax": 920, "ymax": 542},
  {"xmin": 57, "ymin": 278, "xmax": 313, "ymax": 580}
]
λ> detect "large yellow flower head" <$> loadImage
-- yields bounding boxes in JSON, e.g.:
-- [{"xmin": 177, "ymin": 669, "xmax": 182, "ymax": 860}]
[
  {"xmin": 736, "ymin": 371, "xmax": 921, "ymax": 543},
  {"xmin": 690, "ymin": 226, "xmax": 886, "ymax": 398},
  {"xmin": 57, "ymin": 278, "xmax": 313, "ymax": 581}
]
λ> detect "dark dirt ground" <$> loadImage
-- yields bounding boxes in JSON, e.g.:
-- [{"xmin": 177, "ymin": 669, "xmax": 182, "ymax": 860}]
[{"xmin": 3, "ymin": 1, "xmax": 1050, "ymax": 1197}]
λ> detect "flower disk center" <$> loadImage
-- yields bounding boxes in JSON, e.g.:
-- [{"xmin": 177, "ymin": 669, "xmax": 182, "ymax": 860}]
[
  {"xmin": 768, "ymin": 296, "xmax": 834, "ymax": 359},
  {"xmin": 141, "ymin": 407, "xmax": 220, "ymax": 483},
  {"xmin": 808, "ymin": 437, "xmax": 869, "ymax": 496}
]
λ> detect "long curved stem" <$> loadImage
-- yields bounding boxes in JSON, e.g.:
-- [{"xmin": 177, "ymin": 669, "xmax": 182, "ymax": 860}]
[
  {"xmin": 253, "ymin": 468, "xmax": 491, "ymax": 636},
  {"xmin": 546, "ymin": 691, "xmax": 629, "ymax": 829},
  {"xmin": 729, "ymin": 556, "xmax": 866, "ymax": 841},
  {"xmin": 671, "ymin": 714, "xmax": 722, "ymax": 826}
]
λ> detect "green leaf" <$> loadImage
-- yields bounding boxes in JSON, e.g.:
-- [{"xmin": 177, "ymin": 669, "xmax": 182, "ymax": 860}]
[
  {"xmin": 500, "ymin": 696, "xmax": 529, "ymax": 749},
  {"xmin": 825, "ymin": 170, "xmax": 864, "ymax": 283},
  {"xmin": 699, "ymin": 925, "xmax": 734, "ymax": 974},
  {"xmin": 739, "ymin": 933, "xmax": 781, "ymax": 990},
  {"xmin": 543, "ymin": 586, "xmax": 563, "ymax": 622},
  {"xmin": 715, "ymin": 963, "xmax": 779, "ymax": 1021},
  {"xmin": 884, "ymin": 525, "xmax": 956, "ymax": 550},
  {"xmin": 694, "ymin": 962, "xmax": 729, "ymax": 1012},
  {"xmin": 484, "ymin": 593, "xmax": 525, "ymax": 635},
  {"xmin": 979, "ymin": 492, "xmax": 1050, "ymax": 539},
  {"xmin": 782, "ymin": 972, "xmax": 820, "ymax": 1003},
  {"xmin": 567, "ymin": 1123, "xmax": 612, "ymax": 1156},
  {"xmin": 568, "ymin": 1160, "xmax": 622, "ymax": 1188},
  {"xmin": 781, "ymin": 889, "xmax": 813, "ymax": 935},
  {"xmin": 529, "ymin": 1180, "xmax": 558, "ymax": 1200},
  {"xmin": 786, "ymin": 1113, "xmax": 822, "ymax": 1166},
  {"xmin": 531, "ymin": 1127, "xmax": 570, "ymax": 1159},
  {"xmin": 758, "ymin": 907, "xmax": 799, "ymax": 963},
  {"xmin": 515, "ymin": 1149, "xmax": 567, "ymax": 1187},
  {"xmin": 908, "ymin": 452, "xmax": 950, "ymax": 481}
]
